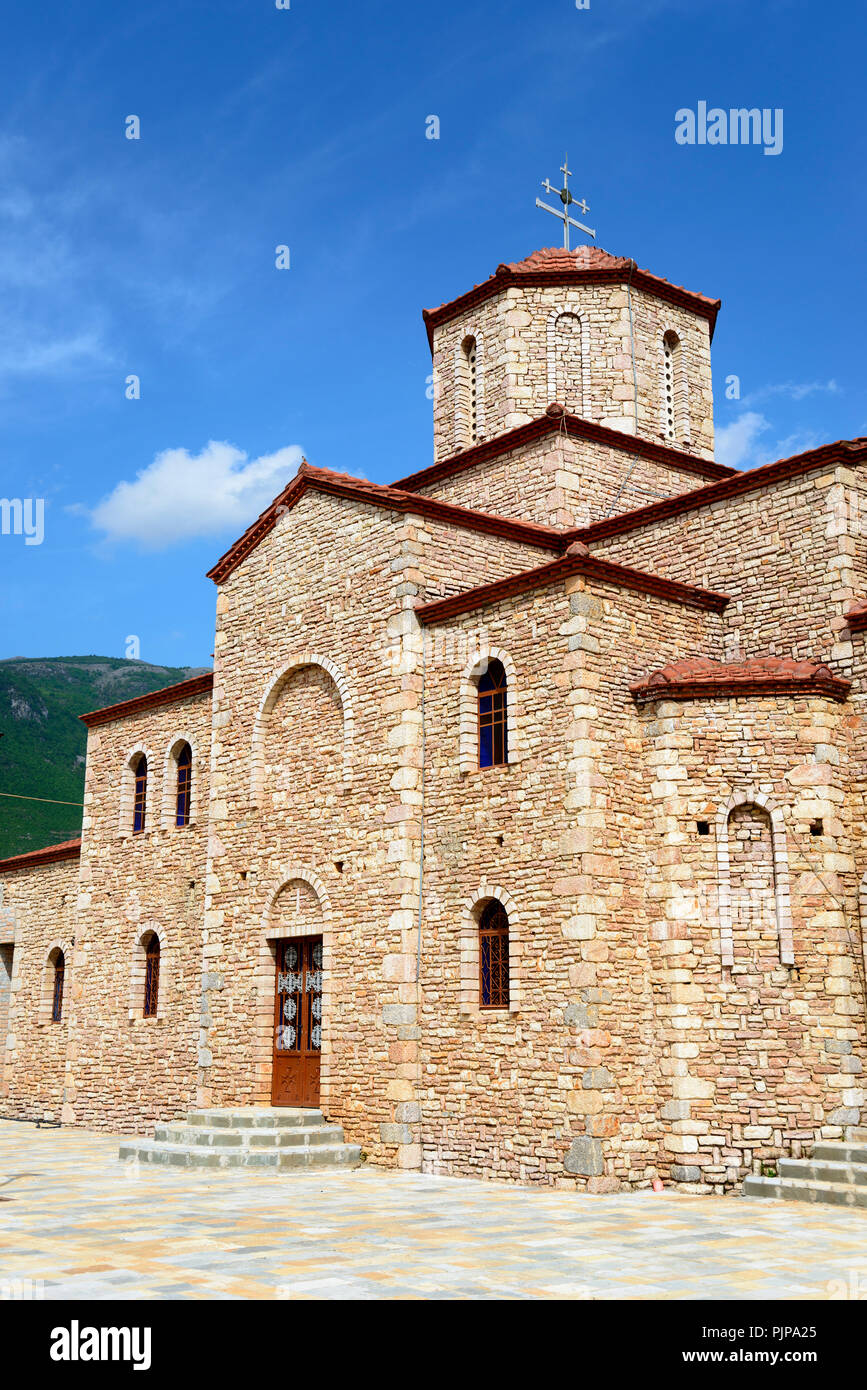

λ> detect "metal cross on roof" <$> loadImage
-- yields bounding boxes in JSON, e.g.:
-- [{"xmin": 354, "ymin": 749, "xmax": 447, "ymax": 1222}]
[{"xmin": 535, "ymin": 156, "xmax": 596, "ymax": 250}]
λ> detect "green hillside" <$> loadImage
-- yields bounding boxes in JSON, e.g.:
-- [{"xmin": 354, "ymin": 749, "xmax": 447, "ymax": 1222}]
[{"xmin": 0, "ymin": 657, "xmax": 210, "ymax": 860}]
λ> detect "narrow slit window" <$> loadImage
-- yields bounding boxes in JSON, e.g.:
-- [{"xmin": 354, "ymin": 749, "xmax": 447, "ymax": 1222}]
[
  {"xmin": 461, "ymin": 335, "xmax": 478, "ymax": 446},
  {"xmin": 478, "ymin": 659, "xmax": 508, "ymax": 768},
  {"xmin": 479, "ymin": 900, "xmax": 510, "ymax": 1008},
  {"xmin": 143, "ymin": 935, "xmax": 160, "ymax": 1018},
  {"xmin": 51, "ymin": 950, "xmax": 65, "ymax": 1023}
]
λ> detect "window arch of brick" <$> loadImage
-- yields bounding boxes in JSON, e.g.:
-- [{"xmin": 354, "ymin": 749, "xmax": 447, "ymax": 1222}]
[
  {"xmin": 160, "ymin": 735, "xmax": 199, "ymax": 829},
  {"xmin": 459, "ymin": 885, "xmax": 522, "ymax": 1017},
  {"xmin": 661, "ymin": 329, "xmax": 691, "ymax": 446},
  {"xmin": 129, "ymin": 922, "xmax": 167, "ymax": 1021},
  {"xmin": 257, "ymin": 865, "xmax": 334, "ymax": 1108},
  {"xmin": 546, "ymin": 306, "xmax": 589, "ymax": 415},
  {"xmin": 716, "ymin": 789, "xmax": 794, "ymax": 967},
  {"xmin": 119, "ymin": 744, "xmax": 155, "ymax": 839},
  {"xmin": 250, "ymin": 655, "xmax": 355, "ymax": 806},
  {"xmin": 459, "ymin": 647, "xmax": 521, "ymax": 775},
  {"xmin": 454, "ymin": 330, "xmax": 485, "ymax": 450},
  {"xmin": 38, "ymin": 939, "xmax": 72, "ymax": 1026}
]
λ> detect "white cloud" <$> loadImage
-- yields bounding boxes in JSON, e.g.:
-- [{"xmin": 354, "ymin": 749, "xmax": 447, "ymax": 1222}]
[
  {"xmin": 742, "ymin": 379, "xmax": 841, "ymax": 407},
  {"xmin": 715, "ymin": 412, "xmax": 770, "ymax": 469},
  {"xmin": 89, "ymin": 440, "xmax": 304, "ymax": 549},
  {"xmin": 0, "ymin": 328, "xmax": 109, "ymax": 377},
  {"xmin": 755, "ymin": 430, "xmax": 823, "ymax": 468}
]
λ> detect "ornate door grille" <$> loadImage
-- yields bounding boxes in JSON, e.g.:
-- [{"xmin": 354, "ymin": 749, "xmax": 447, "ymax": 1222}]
[
  {"xmin": 143, "ymin": 938, "xmax": 160, "ymax": 1017},
  {"xmin": 271, "ymin": 937, "xmax": 323, "ymax": 1107},
  {"xmin": 479, "ymin": 901, "xmax": 509, "ymax": 1008}
]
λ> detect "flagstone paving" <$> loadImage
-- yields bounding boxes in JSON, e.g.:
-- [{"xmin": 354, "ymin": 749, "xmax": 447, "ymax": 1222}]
[{"xmin": 1, "ymin": 1120, "xmax": 866, "ymax": 1300}]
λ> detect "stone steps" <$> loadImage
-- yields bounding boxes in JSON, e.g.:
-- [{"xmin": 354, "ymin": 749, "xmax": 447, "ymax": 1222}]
[
  {"xmin": 152, "ymin": 1122, "xmax": 346, "ymax": 1149},
  {"xmin": 744, "ymin": 1138, "xmax": 867, "ymax": 1208},
  {"xmin": 812, "ymin": 1141, "xmax": 867, "ymax": 1166},
  {"xmin": 184, "ymin": 1108, "xmax": 323, "ymax": 1129},
  {"xmin": 743, "ymin": 1174, "xmax": 867, "ymax": 1208},
  {"xmin": 119, "ymin": 1107, "xmax": 363, "ymax": 1173}
]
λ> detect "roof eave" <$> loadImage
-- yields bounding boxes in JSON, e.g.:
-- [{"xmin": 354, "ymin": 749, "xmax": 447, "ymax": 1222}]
[
  {"xmin": 423, "ymin": 265, "xmax": 721, "ymax": 349},
  {"xmin": 80, "ymin": 673, "xmax": 214, "ymax": 728}
]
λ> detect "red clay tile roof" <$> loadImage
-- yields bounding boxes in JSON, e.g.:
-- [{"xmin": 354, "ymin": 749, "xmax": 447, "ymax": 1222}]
[
  {"xmin": 630, "ymin": 656, "xmax": 850, "ymax": 704},
  {"xmin": 206, "ymin": 461, "xmax": 564, "ymax": 585},
  {"xmin": 573, "ymin": 438, "xmax": 867, "ymax": 546},
  {"xmin": 80, "ymin": 673, "xmax": 214, "ymax": 728},
  {"xmin": 503, "ymin": 246, "xmax": 634, "ymax": 275},
  {"xmin": 422, "ymin": 246, "xmax": 722, "ymax": 346},
  {"xmin": 415, "ymin": 552, "xmax": 729, "ymax": 626},
  {"xmin": 0, "ymin": 837, "xmax": 82, "ymax": 874},
  {"xmin": 846, "ymin": 600, "xmax": 867, "ymax": 633},
  {"xmin": 391, "ymin": 407, "xmax": 735, "ymax": 494}
]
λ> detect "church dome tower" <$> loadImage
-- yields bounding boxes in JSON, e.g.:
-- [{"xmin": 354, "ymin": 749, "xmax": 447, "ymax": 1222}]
[{"xmin": 423, "ymin": 244, "xmax": 720, "ymax": 465}]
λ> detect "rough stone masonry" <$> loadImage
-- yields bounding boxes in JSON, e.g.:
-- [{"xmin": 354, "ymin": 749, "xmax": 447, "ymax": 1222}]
[{"xmin": 2, "ymin": 243, "xmax": 865, "ymax": 1193}]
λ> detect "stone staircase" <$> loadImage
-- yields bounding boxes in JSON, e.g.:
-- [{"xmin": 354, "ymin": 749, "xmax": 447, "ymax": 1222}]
[
  {"xmin": 119, "ymin": 1107, "xmax": 363, "ymax": 1173},
  {"xmin": 743, "ymin": 1128, "xmax": 867, "ymax": 1208}
]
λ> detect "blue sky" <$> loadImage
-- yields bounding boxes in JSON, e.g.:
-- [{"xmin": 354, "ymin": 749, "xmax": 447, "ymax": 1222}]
[{"xmin": 1, "ymin": 0, "xmax": 864, "ymax": 667}]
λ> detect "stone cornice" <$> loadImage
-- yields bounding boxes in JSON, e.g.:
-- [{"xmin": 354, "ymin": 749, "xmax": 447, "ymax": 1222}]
[
  {"xmin": 630, "ymin": 658, "xmax": 850, "ymax": 705},
  {"xmin": 415, "ymin": 551, "xmax": 729, "ymax": 625},
  {"xmin": 422, "ymin": 259, "xmax": 722, "ymax": 348},
  {"xmin": 845, "ymin": 601, "xmax": 867, "ymax": 633}
]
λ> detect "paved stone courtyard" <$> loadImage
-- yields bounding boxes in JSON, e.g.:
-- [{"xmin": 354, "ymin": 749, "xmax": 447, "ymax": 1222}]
[{"xmin": 1, "ymin": 1120, "xmax": 866, "ymax": 1300}]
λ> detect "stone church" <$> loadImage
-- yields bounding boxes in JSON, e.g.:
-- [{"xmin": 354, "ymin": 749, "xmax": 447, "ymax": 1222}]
[{"xmin": 2, "ymin": 243, "xmax": 866, "ymax": 1193}]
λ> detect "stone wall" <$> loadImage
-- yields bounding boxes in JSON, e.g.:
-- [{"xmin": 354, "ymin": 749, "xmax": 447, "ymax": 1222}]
[
  {"xmin": 590, "ymin": 466, "xmax": 862, "ymax": 674},
  {"xmin": 200, "ymin": 489, "xmax": 563, "ymax": 1171},
  {"xmin": 636, "ymin": 691, "xmax": 866, "ymax": 1190},
  {"xmin": 431, "ymin": 279, "xmax": 715, "ymax": 462},
  {"xmin": 61, "ymin": 688, "xmax": 212, "ymax": 1133},
  {"xmin": 0, "ymin": 854, "xmax": 79, "ymax": 1122},
  {"xmin": 414, "ymin": 573, "xmax": 722, "ymax": 1187}
]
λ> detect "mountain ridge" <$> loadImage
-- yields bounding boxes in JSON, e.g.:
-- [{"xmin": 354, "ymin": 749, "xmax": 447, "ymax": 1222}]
[{"xmin": 0, "ymin": 656, "xmax": 211, "ymax": 860}]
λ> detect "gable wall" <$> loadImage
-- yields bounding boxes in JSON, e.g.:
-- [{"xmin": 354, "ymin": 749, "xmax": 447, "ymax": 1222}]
[
  {"xmin": 591, "ymin": 466, "xmax": 861, "ymax": 674},
  {"xmin": 416, "ymin": 431, "xmax": 718, "ymax": 529}
]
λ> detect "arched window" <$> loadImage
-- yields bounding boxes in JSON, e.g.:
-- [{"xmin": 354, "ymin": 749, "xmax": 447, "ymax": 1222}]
[
  {"xmin": 132, "ymin": 754, "xmax": 147, "ymax": 834},
  {"xmin": 554, "ymin": 312, "xmax": 582, "ymax": 413},
  {"xmin": 51, "ymin": 949, "xmax": 65, "ymax": 1023},
  {"xmin": 175, "ymin": 743, "xmax": 192, "ymax": 827},
  {"xmin": 479, "ymin": 900, "xmax": 509, "ymax": 1008},
  {"xmin": 478, "ymin": 659, "xmax": 508, "ymax": 768},
  {"xmin": 143, "ymin": 933, "xmax": 160, "ymax": 1017},
  {"xmin": 462, "ymin": 335, "xmax": 478, "ymax": 446}
]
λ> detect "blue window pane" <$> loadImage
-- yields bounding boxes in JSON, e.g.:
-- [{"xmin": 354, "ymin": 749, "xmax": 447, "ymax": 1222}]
[{"xmin": 479, "ymin": 722, "xmax": 493, "ymax": 768}]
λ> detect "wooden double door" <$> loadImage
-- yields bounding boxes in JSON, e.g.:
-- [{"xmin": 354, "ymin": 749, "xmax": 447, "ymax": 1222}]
[{"xmin": 271, "ymin": 936, "xmax": 323, "ymax": 1107}]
